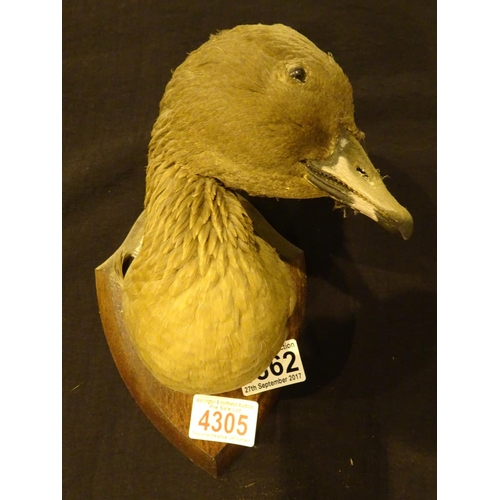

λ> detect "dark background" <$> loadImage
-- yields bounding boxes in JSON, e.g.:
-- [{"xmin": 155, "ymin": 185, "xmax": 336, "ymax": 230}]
[{"xmin": 63, "ymin": 1, "xmax": 436, "ymax": 498}]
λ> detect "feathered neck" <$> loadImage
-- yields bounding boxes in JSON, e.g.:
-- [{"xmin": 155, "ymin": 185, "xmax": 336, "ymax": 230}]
[{"xmin": 137, "ymin": 163, "xmax": 258, "ymax": 293}]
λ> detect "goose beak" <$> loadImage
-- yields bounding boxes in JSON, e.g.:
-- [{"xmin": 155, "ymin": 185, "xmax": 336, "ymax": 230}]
[{"xmin": 305, "ymin": 128, "xmax": 413, "ymax": 240}]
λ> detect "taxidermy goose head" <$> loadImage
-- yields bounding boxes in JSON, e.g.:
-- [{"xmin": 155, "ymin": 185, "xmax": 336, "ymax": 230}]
[
  {"xmin": 123, "ymin": 24, "xmax": 413, "ymax": 395},
  {"xmin": 148, "ymin": 23, "xmax": 413, "ymax": 238}
]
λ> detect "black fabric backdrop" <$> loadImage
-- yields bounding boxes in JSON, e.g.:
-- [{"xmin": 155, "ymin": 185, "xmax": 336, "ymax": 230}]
[{"xmin": 63, "ymin": 1, "xmax": 436, "ymax": 498}]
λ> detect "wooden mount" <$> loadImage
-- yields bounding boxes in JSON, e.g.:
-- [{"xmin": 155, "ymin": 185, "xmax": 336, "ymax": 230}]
[{"xmin": 95, "ymin": 202, "xmax": 306, "ymax": 477}]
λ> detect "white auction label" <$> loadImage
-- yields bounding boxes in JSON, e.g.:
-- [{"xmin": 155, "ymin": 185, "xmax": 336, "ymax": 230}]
[
  {"xmin": 189, "ymin": 394, "xmax": 259, "ymax": 447},
  {"xmin": 241, "ymin": 339, "xmax": 306, "ymax": 396}
]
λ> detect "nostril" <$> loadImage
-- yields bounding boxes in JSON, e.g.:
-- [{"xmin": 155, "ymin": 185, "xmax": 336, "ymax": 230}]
[{"xmin": 356, "ymin": 166, "xmax": 368, "ymax": 178}]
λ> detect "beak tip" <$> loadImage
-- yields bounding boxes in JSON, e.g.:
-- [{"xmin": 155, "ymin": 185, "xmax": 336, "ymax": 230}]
[
  {"xmin": 401, "ymin": 229, "xmax": 413, "ymax": 241},
  {"xmin": 398, "ymin": 210, "xmax": 414, "ymax": 240},
  {"xmin": 378, "ymin": 207, "xmax": 413, "ymax": 240}
]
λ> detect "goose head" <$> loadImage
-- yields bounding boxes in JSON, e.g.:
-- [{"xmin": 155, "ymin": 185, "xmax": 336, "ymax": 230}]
[{"xmin": 149, "ymin": 23, "xmax": 413, "ymax": 239}]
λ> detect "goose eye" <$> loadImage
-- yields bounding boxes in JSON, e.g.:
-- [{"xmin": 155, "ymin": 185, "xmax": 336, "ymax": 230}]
[{"xmin": 289, "ymin": 67, "xmax": 307, "ymax": 83}]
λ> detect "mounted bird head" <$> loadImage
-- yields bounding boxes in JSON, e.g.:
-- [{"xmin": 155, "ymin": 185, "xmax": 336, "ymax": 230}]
[{"xmin": 149, "ymin": 24, "xmax": 413, "ymax": 239}]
